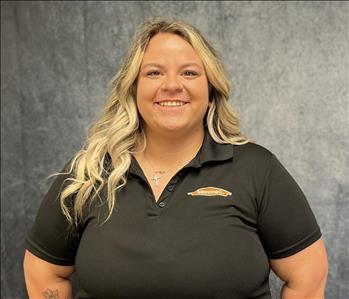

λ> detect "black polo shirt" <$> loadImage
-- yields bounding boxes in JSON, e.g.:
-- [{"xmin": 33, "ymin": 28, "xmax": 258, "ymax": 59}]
[{"xmin": 25, "ymin": 128, "xmax": 321, "ymax": 299}]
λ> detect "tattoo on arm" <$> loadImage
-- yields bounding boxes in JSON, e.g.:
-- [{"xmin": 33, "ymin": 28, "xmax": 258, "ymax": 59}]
[{"xmin": 42, "ymin": 289, "xmax": 60, "ymax": 299}]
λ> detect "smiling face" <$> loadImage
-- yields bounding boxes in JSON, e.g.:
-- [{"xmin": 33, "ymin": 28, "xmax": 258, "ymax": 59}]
[{"xmin": 136, "ymin": 32, "xmax": 210, "ymax": 137}]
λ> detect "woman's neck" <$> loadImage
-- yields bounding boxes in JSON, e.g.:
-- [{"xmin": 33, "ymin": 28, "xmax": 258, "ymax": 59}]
[{"xmin": 136, "ymin": 126, "xmax": 205, "ymax": 168}]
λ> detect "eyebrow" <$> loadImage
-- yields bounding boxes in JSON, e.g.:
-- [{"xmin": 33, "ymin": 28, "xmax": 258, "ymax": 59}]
[{"xmin": 141, "ymin": 62, "xmax": 203, "ymax": 70}]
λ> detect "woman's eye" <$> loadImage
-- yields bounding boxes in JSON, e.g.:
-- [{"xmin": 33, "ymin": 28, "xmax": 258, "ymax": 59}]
[
  {"xmin": 183, "ymin": 70, "xmax": 198, "ymax": 76},
  {"xmin": 146, "ymin": 70, "xmax": 198, "ymax": 77},
  {"xmin": 147, "ymin": 71, "xmax": 161, "ymax": 77}
]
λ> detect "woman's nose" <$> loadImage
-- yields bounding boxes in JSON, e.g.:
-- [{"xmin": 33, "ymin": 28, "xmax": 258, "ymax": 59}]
[{"xmin": 160, "ymin": 75, "xmax": 183, "ymax": 92}]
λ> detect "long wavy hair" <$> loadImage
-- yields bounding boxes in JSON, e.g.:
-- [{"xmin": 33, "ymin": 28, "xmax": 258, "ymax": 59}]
[{"xmin": 58, "ymin": 18, "xmax": 250, "ymax": 228}]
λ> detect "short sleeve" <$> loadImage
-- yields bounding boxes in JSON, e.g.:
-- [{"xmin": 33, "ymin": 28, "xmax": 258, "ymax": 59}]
[
  {"xmin": 24, "ymin": 162, "xmax": 79, "ymax": 265},
  {"xmin": 257, "ymin": 153, "xmax": 322, "ymax": 259}
]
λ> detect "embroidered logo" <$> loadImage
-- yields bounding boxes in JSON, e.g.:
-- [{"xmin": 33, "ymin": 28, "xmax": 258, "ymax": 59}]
[{"xmin": 187, "ymin": 187, "xmax": 232, "ymax": 197}]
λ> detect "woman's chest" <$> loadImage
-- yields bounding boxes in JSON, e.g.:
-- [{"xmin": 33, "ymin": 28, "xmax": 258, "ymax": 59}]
[
  {"xmin": 74, "ymin": 176, "xmax": 270, "ymax": 298},
  {"xmin": 75, "ymin": 217, "xmax": 270, "ymax": 299}
]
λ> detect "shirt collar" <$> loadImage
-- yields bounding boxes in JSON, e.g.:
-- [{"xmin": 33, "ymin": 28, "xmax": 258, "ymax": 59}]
[
  {"xmin": 128, "ymin": 127, "xmax": 234, "ymax": 177},
  {"xmin": 188, "ymin": 126, "xmax": 235, "ymax": 168}
]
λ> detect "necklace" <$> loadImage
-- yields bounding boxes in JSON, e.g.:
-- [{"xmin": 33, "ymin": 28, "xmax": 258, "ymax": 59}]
[
  {"xmin": 140, "ymin": 139, "xmax": 203, "ymax": 187},
  {"xmin": 143, "ymin": 158, "xmax": 178, "ymax": 187}
]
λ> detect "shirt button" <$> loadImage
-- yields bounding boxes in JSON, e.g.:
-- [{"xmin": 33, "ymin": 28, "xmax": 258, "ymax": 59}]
[
  {"xmin": 167, "ymin": 185, "xmax": 174, "ymax": 192},
  {"xmin": 158, "ymin": 202, "xmax": 166, "ymax": 208}
]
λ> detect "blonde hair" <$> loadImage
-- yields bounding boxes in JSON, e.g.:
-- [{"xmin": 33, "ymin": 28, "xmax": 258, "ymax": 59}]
[{"xmin": 57, "ymin": 18, "xmax": 250, "ymax": 228}]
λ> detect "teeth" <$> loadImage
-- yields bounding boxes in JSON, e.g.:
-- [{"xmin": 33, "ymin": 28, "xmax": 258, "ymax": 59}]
[{"xmin": 158, "ymin": 101, "xmax": 186, "ymax": 107}]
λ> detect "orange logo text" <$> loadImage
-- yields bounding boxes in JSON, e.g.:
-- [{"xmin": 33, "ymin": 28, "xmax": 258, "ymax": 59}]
[{"xmin": 187, "ymin": 187, "xmax": 232, "ymax": 197}]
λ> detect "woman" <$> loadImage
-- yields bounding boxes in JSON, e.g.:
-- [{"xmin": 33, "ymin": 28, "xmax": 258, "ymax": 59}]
[{"xmin": 23, "ymin": 18, "xmax": 328, "ymax": 299}]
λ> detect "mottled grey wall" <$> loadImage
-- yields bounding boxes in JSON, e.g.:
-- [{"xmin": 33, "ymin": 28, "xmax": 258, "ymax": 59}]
[{"xmin": 1, "ymin": 1, "xmax": 348, "ymax": 298}]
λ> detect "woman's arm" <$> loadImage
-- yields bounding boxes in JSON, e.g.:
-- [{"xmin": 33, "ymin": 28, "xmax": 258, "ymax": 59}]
[
  {"xmin": 23, "ymin": 250, "xmax": 75, "ymax": 299},
  {"xmin": 269, "ymin": 237, "xmax": 328, "ymax": 299}
]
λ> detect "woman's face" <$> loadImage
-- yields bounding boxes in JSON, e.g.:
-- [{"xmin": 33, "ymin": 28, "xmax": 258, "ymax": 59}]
[{"xmin": 136, "ymin": 32, "xmax": 210, "ymax": 136}]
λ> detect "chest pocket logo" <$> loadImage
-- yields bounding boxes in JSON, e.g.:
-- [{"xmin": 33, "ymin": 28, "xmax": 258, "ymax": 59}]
[{"xmin": 187, "ymin": 187, "xmax": 232, "ymax": 197}]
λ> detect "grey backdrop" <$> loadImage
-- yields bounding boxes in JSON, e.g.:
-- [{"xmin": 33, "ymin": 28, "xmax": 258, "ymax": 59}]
[{"xmin": 1, "ymin": 1, "xmax": 348, "ymax": 298}]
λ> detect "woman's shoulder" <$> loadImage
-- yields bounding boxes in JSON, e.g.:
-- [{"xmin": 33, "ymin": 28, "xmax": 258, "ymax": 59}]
[
  {"xmin": 232, "ymin": 141, "xmax": 274, "ymax": 162},
  {"xmin": 231, "ymin": 141, "xmax": 280, "ymax": 182}
]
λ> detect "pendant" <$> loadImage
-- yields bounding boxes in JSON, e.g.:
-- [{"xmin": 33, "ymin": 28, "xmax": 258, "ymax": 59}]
[
  {"xmin": 152, "ymin": 174, "xmax": 161, "ymax": 186},
  {"xmin": 152, "ymin": 171, "xmax": 165, "ymax": 186}
]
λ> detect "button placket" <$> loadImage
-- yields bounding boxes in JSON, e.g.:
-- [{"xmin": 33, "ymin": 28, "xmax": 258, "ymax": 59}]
[
  {"xmin": 167, "ymin": 185, "xmax": 175, "ymax": 192},
  {"xmin": 154, "ymin": 175, "xmax": 181, "ymax": 210}
]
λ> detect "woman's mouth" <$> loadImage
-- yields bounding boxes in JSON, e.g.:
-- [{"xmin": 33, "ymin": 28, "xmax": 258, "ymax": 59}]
[{"xmin": 156, "ymin": 100, "xmax": 189, "ymax": 107}]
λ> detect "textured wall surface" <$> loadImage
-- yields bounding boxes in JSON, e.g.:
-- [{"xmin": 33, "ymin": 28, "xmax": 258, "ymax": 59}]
[{"xmin": 1, "ymin": 1, "xmax": 348, "ymax": 298}]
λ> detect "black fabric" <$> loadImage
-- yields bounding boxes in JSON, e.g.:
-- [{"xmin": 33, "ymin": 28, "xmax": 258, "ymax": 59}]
[{"xmin": 24, "ymin": 129, "xmax": 321, "ymax": 299}]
